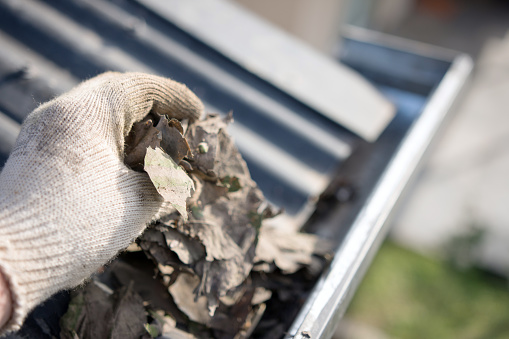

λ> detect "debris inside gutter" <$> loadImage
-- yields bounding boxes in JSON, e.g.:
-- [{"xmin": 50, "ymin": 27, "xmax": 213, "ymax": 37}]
[{"xmin": 59, "ymin": 112, "xmax": 333, "ymax": 339}]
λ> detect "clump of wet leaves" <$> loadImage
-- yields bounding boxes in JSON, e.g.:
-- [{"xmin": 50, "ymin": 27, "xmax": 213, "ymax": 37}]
[{"xmin": 60, "ymin": 113, "xmax": 333, "ymax": 339}]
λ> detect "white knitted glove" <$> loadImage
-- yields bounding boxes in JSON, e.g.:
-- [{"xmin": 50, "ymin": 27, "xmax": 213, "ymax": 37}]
[{"xmin": 0, "ymin": 72, "xmax": 204, "ymax": 332}]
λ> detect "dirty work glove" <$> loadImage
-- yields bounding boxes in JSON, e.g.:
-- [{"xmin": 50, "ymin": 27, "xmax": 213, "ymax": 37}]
[{"xmin": 0, "ymin": 72, "xmax": 204, "ymax": 332}]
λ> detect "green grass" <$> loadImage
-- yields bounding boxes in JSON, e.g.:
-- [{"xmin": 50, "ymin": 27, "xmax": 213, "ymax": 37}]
[{"xmin": 345, "ymin": 241, "xmax": 509, "ymax": 339}]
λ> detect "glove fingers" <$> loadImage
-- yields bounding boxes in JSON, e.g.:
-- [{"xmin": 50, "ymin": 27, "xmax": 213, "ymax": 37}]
[
  {"xmin": 66, "ymin": 71, "xmax": 204, "ymax": 156},
  {"xmin": 114, "ymin": 72, "xmax": 204, "ymax": 129}
]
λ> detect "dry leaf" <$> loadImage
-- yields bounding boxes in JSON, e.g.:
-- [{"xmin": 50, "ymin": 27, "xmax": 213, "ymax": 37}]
[
  {"xmin": 139, "ymin": 229, "xmax": 181, "ymax": 267},
  {"xmin": 60, "ymin": 281, "xmax": 146, "ymax": 339},
  {"xmin": 156, "ymin": 116, "xmax": 192, "ymax": 164},
  {"xmin": 162, "ymin": 227, "xmax": 205, "ymax": 265},
  {"xmin": 144, "ymin": 147, "xmax": 194, "ymax": 220},
  {"xmin": 169, "ymin": 273, "xmax": 212, "ymax": 325},
  {"xmin": 255, "ymin": 223, "xmax": 334, "ymax": 274},
  {"xmin": 124, "ymin": 118, "xmax": 161, "ymax": 171},
  {"xmin": 185, "ymin": 114, "xmax": 222, "ymax": 173}
]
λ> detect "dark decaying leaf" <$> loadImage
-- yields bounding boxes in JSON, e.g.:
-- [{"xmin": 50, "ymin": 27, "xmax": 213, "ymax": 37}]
[
  {"xmin": 60, "ymin": 281, "xmax": 146, "ymax": 339},
  {"xmin": 124, "ymin": 118, "xmax": 160, "ymax": 171},
  {"xmin": 110, "ymin": 284, "xmax": 148, "ymax": 339},
  {"xmin": 139, "ymin": 229, "xmax": 182, "ymax": 267},
  {"xmin": 156, "ymin": 116, "xmax": 192, "ymax": 164},
  {"xmin": 108, "ymin": 260, "xmax": 176, "ymax": 314}
]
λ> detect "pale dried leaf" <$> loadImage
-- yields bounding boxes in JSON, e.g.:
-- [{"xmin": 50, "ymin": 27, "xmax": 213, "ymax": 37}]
[
  {"xmin": 251, "ymin": 288, "xmax": 272, "ymax": 305},
  {"xmin": 144, "ymin": 147, "xmax": 194, "ymax": 220},
  {"xmin": 196, "ymin": 256, "xmax": 252, "ymax": 301},
  {"xmin": 215, "ymin": 127, "xmax": 250, "ymax": 180},
  {"xmin": 255, "ymin": 225, "xmax": 334, "ymax": 274},
  {"xmin": 169, "ymin": 273, "xmax": 211, "ymax": 325},
  {"xmin": 161, "ymin": 320, "xmax": 200, "ymax": 339},
  {"xmin": 162, "ymin": 228, "xmax": 205, "ymax": 265},
  {"xmin": 185, "ymin": 220, "xmax": 243, "ymax": 262},
  {"xmin": 185, "ymin": 114, "xmax": 250, "ymax": 182}
]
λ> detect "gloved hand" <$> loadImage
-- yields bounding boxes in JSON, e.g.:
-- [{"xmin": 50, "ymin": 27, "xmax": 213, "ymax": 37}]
[{"xmin": 0, "ymin": 72, "xmax": 204, "ymax": 333}]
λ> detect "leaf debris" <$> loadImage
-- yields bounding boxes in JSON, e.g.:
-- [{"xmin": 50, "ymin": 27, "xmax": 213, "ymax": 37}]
[{"xmin": 60, "ymin": 112, "xmax": 333, "ymax": 338}]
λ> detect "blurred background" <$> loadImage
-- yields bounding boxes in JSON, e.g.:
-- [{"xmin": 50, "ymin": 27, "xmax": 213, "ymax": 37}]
[{"xmin": 232, "ymin": 0, "xmax": 509, "ymax": 338}]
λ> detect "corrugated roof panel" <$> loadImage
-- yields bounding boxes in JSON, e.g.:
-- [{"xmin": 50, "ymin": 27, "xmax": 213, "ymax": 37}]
[{"xmin": 0, "ymin": 0, "xmax": 358, "ymax": 217}]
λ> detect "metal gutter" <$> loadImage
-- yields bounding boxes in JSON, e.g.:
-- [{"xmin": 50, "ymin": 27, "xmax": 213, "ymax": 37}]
[{"xmin": 287, "ymin": 54, "xmax": 473, "ymax": 339}]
